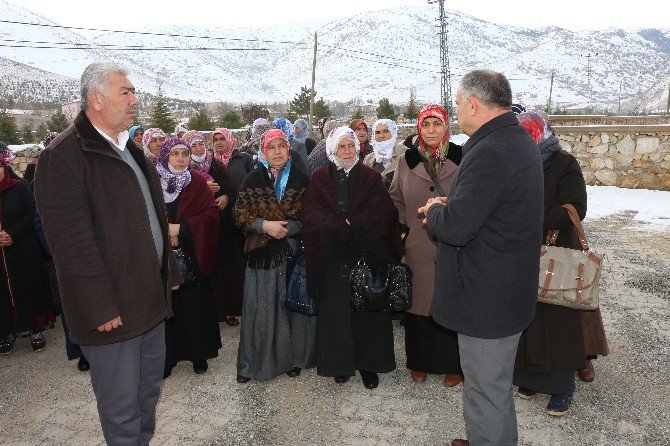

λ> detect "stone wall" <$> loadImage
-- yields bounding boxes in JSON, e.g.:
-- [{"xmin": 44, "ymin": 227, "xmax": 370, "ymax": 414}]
[
  {"xmin": 553, "ymin": 125, "xmax": 670, "ymax": 191},
  {"xmin": 8, "ymin": 146, "xmax": 41, "ymax": 177},
  {"xmin": 549, "ymin": 115, "xmax": 670, "ymax": 126}
]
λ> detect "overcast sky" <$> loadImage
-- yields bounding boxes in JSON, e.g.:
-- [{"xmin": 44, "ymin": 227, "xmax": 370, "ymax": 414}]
[{"xmin": 7, "ymin": 0, "xmax": 670, "ymax": 30}]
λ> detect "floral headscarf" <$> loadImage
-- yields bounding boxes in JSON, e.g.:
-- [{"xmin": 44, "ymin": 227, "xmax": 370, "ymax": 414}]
[
  {"xmin": 183, "ymin": 130, "xmax": 214, "ymax": 182},
  {"xmin": 417, "ymin": 104, "xmax": 450, "ymax": 175},
  {"xmin": 326, "ymin": 126, "xmax": 360, "ymax": 174},
  {"xmin": 260, "ymin": 129, "xmax": 291, "ymax": 200},
  {"xmin": 42, "ymin": 132, "xmax": 59, "ymax": 148},
  {"xmin": 156, "ymin": 137, "xmax": 192, "ymax": 203},
  {"xmin": 293, "ymin": 119, "xmax": 309, "ymax": 144},
  {"xmin": 142, "ymin": 128, "xmax": 166, "ymax": 165},
  {"xmin": 273, "ymin": 117, "xmax": 294, "ymax": 141},
  {"xmin": 371, "ymin": 119, "xmax": 398, "ymax": 168},
  {"xmin": 212, "ymin": 127, "xmax": 238, "ymax": 166},
  {"xmin": 129, "ymin": 125, "xmax": 144, "ymax": 140},
  {"xmin": 0, "ymin": 141, "xmax": 14, "ymax": 162}
]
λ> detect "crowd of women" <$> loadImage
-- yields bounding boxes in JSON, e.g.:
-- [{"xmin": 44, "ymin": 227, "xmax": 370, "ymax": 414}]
[{"xmin": 0, "ymin": 104, "xmax": 608, "ymax": 416}]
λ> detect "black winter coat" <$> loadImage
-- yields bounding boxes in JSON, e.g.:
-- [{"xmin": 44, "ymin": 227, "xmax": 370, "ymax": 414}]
[
  {"xmin": 226, "ymin": 150, "xmax": 254, "ymax": 191},
  {"xmin": 515, "ymin": 149, "xmax": 587, "ymax": 372},
  {"xmin": 427, "ymin": 112, "xmax": 544, "ymax": 339}
]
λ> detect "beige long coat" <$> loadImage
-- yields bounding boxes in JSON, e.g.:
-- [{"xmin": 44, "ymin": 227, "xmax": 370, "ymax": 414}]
[{"xmin": 389, "ymin": 150, "xmax": 459, "ymax": 316}]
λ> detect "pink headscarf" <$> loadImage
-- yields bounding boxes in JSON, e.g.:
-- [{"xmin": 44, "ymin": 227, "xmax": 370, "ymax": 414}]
[{"xmin": 212, "ymin": 128, "xmax": 238, "ymax": 166}]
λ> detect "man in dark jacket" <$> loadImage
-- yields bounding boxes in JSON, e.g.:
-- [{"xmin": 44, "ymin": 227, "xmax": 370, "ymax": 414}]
[
  {"xmin": 420, "ymin": 70, "xmax": 543, "ymax": 446},
  {"xmin": 34, "ymin": 62, "xmax": 182, "ymax": 446}
]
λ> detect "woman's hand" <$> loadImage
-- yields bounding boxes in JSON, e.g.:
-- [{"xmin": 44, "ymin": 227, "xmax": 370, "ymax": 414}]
[
  {"xmin": 215, "ymin": 194, "xmax": 229, "ymax": 210},
  {"xmin": 0, "ymin": 231, "xmax": 13, "ymax": 247},
  {"xmin": 418, "ymin": 197, "xmax": 447, "ymax": 224},
  {"xmin": 206, "ymin": 181, "xmax": 221, "ymax": 194},
  {"xmin": 168, "ymin": 223, "xmax": 180, "ymax": 247},
  {"xmin": 262, "ymin": 220, "xmax": 288, "ymax": 239}
]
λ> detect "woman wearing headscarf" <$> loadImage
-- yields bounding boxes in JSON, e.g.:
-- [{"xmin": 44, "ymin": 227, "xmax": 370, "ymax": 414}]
[
  {"xmin": 241, "ymin": 121, "xmax": 273, "ymax": 156},
  {"xmin": 388, "ymin": 104, "xmax": 464, "ymax": 387},
  {"xmin": 513, "ymin": 111, "xmax": 608, "ymax": 416},
  {"xmin": 349, "ymin": 119, "xmax": 372, "ymax": 160},
  {"xmin": 142, "ymin": 128, "xmax": 166, "ymax": 166},
  {"xmin": 274, "ymin": 117, "xmax": 308, "ymax": 172},
  {"xmin": 129, "ymin": 125, "xmax": 144, "ymax": 146},
  {"xmin": 0, "ymin": 155, "xmax": 55, "ymax": 354},
  {"xmin": 301, "ymin": 127, "xmax": 402, "ymax": 389},
  {"xmin": 362, "ymin": 119, "xmax": 407, "ymax": 189},
  {"xmin": 208, "ymin": 128, "xmax": 252, "ymax": 326},
  {"xmin": 212, "ymin": 128, "xmax": 254, "ymax": 190},
  {"xmin": 307, "ymin": 119, "xmax": 345, "ymax": 177},
  {"xmin": 294, "ymin": 119, "xmax": 316, "ymax": 155},
  {"xmin": 157, "ymin": 137, "xmax": 222, "ymax": 377},
  {"xmin": 234, "ymin": 129, "xmax": 316, "ymax": 383}
]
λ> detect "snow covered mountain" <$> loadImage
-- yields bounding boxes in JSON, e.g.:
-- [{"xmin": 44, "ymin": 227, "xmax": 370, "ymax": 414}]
[{"xmin": 1, "ymin": 0, "xmax": 669, "ymax": 112}]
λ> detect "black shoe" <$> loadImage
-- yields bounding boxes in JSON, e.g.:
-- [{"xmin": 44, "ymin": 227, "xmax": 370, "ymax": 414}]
[
  {"xmin": 0, "ymin": 335, "xmax": 14, "ymax": 355},
  {"xmin": 237, "ymin": 374, "xmax": 251, "ymax": 384},
  {"xmin": 30, "ymin": 332, "xmax": 46, "ymax": 352},
  {"xmin": 193, "ymin": 360, "xmax": 208, "ymax": 375},
  {"xmin": 334, "ymin": 375, "xmax": 351, "ymax": 384},
  {"xmin": 360, "ymin": 370, "xmax": 379, "ymax": 389},
  {"xmin": 286, "ymin": 367, "xmax": 301, "ymax": 378},
  {"xmin": 546, "ymin": 393, "xmax": 573, "ymax": 416},
  {"xmin": 77, "ymin": 356, "xmax": 90, "ymax": 372}
]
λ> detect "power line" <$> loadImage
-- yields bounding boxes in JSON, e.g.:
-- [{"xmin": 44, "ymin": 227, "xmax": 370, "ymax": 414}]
[
  {"xmin": 1, "ymin": 18, "xmax": 439, "ymax": 69},
  {"xmin": 0, "ymin": 42, "xmax": 271, "ymax": 51}
]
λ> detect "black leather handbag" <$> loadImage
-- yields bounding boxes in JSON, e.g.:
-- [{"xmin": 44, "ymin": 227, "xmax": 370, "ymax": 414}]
[
  {"xmin": 285, "ymin": 247, "xmax": 318, "ymax": 316},
  {"xmin": 350, "ymin": 255, "xmax": 413, "ymax": 312},
  {"xmin": 173, "ymin": 247, "xmax": 195, "ymax": 284}
]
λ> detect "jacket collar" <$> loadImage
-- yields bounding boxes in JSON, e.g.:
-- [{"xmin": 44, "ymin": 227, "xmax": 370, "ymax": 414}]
[
  {"xmin": 74, "ymin": 110, "xmax": 148, "ymax": 172},
  {"xmin": 461, "ymin": 111, "xmax": 518, "ymax": 156},
  {"xmin": 74, "ymin": 111, "xmax": 126, "ymax": 160}
]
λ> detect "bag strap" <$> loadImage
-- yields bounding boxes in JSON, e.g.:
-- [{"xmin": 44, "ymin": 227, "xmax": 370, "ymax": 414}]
[
  {"xmin": 421, "ymin": 158, "xmax": 446, "ymax": 196},
  {"xmin": 545, "ymin": 204, "xmax": 590, "ymax": 251}
]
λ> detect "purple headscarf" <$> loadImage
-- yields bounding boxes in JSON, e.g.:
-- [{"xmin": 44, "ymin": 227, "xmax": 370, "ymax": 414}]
[
  {"xmin": 183, "ymin": 130, "xmax": 214, "ymax": 182},
  {"xmin": 156, "ymin": 137, "xmax": 192, "ymax": 203}
]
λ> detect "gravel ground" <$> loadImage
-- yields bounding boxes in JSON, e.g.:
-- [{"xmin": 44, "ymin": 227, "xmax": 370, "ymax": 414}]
[{"xmin": 1, "ymin": 212, "xmax": 669, "ymax": 446}]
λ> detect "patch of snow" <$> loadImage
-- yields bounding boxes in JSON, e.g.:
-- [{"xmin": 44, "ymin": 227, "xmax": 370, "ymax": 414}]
[{"xmin": 586, "ymin": 185, "xmax": 670, "ymax": 232}]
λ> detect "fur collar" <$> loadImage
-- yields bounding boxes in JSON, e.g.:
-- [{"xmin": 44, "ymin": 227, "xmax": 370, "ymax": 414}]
[{"xmin": 404, "ymin": 142, "xmax": 463, "ymax": 169}]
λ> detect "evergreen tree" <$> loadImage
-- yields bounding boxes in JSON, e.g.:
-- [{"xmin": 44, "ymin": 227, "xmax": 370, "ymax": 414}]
[
  {"xmin": 47, "ymin": 110, "xmax": 70, "ymax": 133},
  {"xmin": 405, "ymin": 87, "xmax": 418, "ymax": 121},
  {"xmin": 240, "ymin": 103, "xmax": 269, "ymax": 124},
  {"xmin": 376, "ymin": 98, "xmax": 398, "ymax": 120},
  {"xmin": 351, "ymin": 106, "xmax": 364, "ymax": 120},
  {"xmin": 286, "ymin": 87, "xmax": 332, "ymax": 122},
  {"xmin": 313, "ymin": 97, "xmax": 332, "ymax": 120},
  {"xmin": 0, "ymin": 111, "xmax": 21, "ymax": 144},
  {"xmin": 21, "ymin": 122, "xmax": 34, "ymax": 144},
  {"xmin": 149, "ymin": 95, "xmax": 176, "ymax": 133},
  {"xmin": 187, "ymin": 108, "xmax": 214, "ymax": 131},
  {"xmin": 35, "ymin": 122, "xmax": 49, "ymax": 142},
  {"xmin": 287, "ymin": 86, "xmax": 312, "ymax": 119},
  {"xmin": 217, "ymin": 110, "xmax": 244, "ymax": 129}
]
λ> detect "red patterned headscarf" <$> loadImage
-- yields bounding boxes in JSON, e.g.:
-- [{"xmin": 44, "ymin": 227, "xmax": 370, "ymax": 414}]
[
  {"xmin": 212, "ymin": 128, "xmax": 238, "ymax": 166},
  {"xmin": 417, "ymin": 104, "xmax": 449, "ymax": 157}
]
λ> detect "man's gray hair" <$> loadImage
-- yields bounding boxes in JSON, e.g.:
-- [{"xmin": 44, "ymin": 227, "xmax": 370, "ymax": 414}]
[
  {"xmin": 458, "ymin": 70, "xmax": 512, "ymax": 109},
  {"xmin": 80, "ymin": 62, "xmax": 130, "ymax": 111}
]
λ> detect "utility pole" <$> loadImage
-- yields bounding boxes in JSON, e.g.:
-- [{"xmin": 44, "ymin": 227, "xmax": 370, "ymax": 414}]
[
  {"xmin": 581, "ymin": 53, "xmax": 598, "ymax": 114},
  {"xmin": 428, "ymin": 0, "xmax": 453, "ymax": 121},
  {"xmin": 618, "ymin": 81, "xmax": 622, "ymax": 115},
  {"xmin": 546, "ymin": 70, "xmax": 554, "ymax": 114},
  {"xmin": 666, "ymin": 82, "xmax": 670, "ymax": 117},
  {"xmin": 308, "ymin": 32, "xmax": 317, "ymax": 135}
]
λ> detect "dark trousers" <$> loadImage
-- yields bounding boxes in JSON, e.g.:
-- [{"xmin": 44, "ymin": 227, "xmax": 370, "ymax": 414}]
[{"xmin": 81, "ymin": 322, "xmax": 165, "ymax": 446}]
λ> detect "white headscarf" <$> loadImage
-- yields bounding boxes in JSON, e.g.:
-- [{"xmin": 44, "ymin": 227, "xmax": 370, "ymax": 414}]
[
  {"xmin": 326, "ymin": 126, "xmax": 360, "ymax": 174},
  {"xmin": 371, "ymin": 119, "xmax": 398, "ymax": 169}
]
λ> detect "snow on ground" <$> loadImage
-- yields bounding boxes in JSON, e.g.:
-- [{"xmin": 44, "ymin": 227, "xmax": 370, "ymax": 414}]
[
  {"xmin": 586, "ymin": 185, "xmax": 670, "ymax": 232},
  {"xmin": 7, "ymin": 144, "xmax": 42, "ymax": 153}
]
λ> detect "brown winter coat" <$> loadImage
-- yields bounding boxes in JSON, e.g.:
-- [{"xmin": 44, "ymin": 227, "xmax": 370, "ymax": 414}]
[
  {"xmin": 388, "ymin": 144, "xmax": 461, "ymax": 316},
  {"xmin": 34, "ymin": 111, "xmax": 182, "ymax": 346}
]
